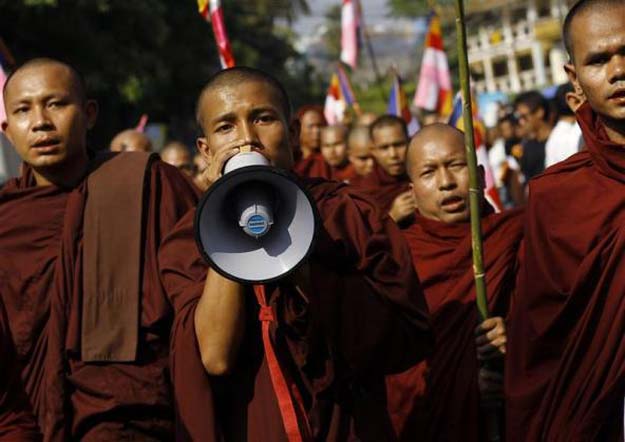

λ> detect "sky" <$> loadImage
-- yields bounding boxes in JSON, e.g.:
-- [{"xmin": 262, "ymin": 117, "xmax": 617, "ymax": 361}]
[{"xmin": 292, "ymin": 0, "xmax": 391, "ymax": 37}]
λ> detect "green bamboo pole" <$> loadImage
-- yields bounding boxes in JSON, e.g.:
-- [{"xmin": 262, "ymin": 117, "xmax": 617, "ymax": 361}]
[
  {"xmin": 453, "ymin": 1, "xmax": 501, "ymax": 441},
  {"xmin": 453, "ymin": 0, "xmax": 489, "ymax": 323}
]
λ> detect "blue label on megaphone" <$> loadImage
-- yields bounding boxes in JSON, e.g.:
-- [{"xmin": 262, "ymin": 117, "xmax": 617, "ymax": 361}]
[{"xmin": 247, "ymin": 214, "xmax": 270, "ymax": 236}]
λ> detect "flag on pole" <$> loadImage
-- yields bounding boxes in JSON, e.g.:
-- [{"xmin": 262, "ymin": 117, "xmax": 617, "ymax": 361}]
[
  {"xmin": 387, "ymin": 71, "xmax": 420, "ymax": 136},
  {"xmin": 336, "ymin": 64, "xmax": 361, "ymax": 115},
  {"xmin": 414, "ymin": 13, "xmax": 453, "ymax": 118},
  {"xmin": 198, "ymin": 0, "xmax": 235, "ymax": 69},
  {"xmin": 340, "ymin": 0, "xmax": 359, "ymax": 69},
  {"xmin": 448, "ymin": 92, "xmax": 503, "ymax": 211},
  {"xmin": 324, "ymin": 65, "xmax": 361, "ymax": 124},
  {"xmin": 135, "ymin": 114, "xmax": 149, "ymax": 133}
]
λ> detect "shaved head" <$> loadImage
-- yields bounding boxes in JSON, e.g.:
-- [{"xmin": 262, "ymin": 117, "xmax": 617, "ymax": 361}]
[
  {"xmin": 563, "ymin": 0, "xmax": 625, "ymax": 61},
  {"xmin": 110, "ymin": 129, "xmax": 152, "ymax": 153},
  {"xmin": 3, "ymin": 57, "xmax": 86, "ymax": 103},
  {"xmin": 347, "ymin": 126, "xmax": 374, "ymax": 176},
  {"xmin": 196, "ymin": 66, "xmax": 291, "ymax": 131},
  {"xmin": 407, "ymin": 124, "xmax": 478, "ymax": 224},
  {"xmin": 161, "ymin": 141, "xmax": 193, "ymax": 175}
]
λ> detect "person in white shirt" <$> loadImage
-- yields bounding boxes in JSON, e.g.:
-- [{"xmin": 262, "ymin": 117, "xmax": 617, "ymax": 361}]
[{"xmin": 545, "ymin": 83, "xmax": 583, "ymax": 168}]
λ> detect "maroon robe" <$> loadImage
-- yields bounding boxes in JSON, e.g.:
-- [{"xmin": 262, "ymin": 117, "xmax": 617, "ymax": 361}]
[
  {"xmin": 293, "ymin": 152, "xmax": 332, "ymax": 180},
  {"xmin": 0, "ymin": 298, "xmax": 41, "ymax": 441},
  {"xmin": 330, "ymin": 162, "xmax": 358, "ymax": 183},
  {"xmin": 159, "ymin": 178, "xmax": 433, "ymax": 441},
  {"xmin": 387, "ymin": 209, "xmax": 524, "ymax": 441},
  {"xmin": 0, "ymin": 156, "xmax": 199, "ymax": 441},
  {"xmin": 506, "ymin": 103, "xmax": 625, "ymax": 441},
  {"xmin": 355, "ymin": 163, "xmax": 411, "ymax": 214}
]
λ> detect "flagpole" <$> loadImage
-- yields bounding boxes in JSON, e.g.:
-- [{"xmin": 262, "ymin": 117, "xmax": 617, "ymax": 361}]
[
  {"xmin": 361, "ymin": 22, "xmax": 387, "ymax": 103},
  {"xmin": 453, "ymin": 0, "xmax": 501, "ymax": 440}
]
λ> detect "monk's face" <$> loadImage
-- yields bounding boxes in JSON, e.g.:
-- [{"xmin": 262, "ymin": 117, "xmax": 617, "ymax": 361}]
[
  {"xmin": 162, "ymin": 148, "xmax": 193, "ymax": 176},
  {"xmin": 2, "ymin": 63, "xmax": 97, "ymax": 171},
  {"xmin": 348, "ymin": 135, "xmax": 374, "ymax": 176},
  {"xmin": 408, "ymin": 130, "xmax": 471, "ymax": 224},
  {"xmin": 196, "ymin": 80, "xmax": 294, "ymax": 169},
  {"xmin": 299, "ymin": 109, "xmax": 325, "ymax": 151},
  {"xmin": 565, "ymin": 4, "xmax": 625, "ymax": 128},
  {"xmin": 110, "ymin": 130, "xmax": 152, "ymax": 152},
  {"xmin": 371, "ymin": 123, "xmax": 408, "ymax": 176},
  {"xmin": 320, "ymin": 126, "xmax": 347, "ymax": 167}
]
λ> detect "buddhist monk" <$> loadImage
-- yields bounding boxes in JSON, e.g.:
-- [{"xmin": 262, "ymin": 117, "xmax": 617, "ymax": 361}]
[
  {"xmin": 346, "ymin": 126, "xmax": 374, "ymax": 182},
  {"xmin": 0, "ymin": 298, "xmax": 41, "ymax": 441},
  {"xmin": 386, "ymin": 124, "xmax": 524, "ymax": 441},
  {"xmin": 161, "ymin": 141, "xmax": 194, "ymax": 176},
  {"xmin": 319, "ymin": 124, "xmax": 357, "ymax": 182},
  {"xmin": 158, "ymin": 66, "xmax": 433, "ymax": 441},
  {"xmin": 0, "ymin": 58, "xmax": 199, "ymax": 440},
  {"xmin": 109, "ymin": 128, "xmax": 153, "ymax": 152},
  {"xmin": 292, "ymin": 105, "xmax": 331, "ymax": 179},
  {"xmin": 506, "ymin": 1, "xmax": 625, "ymax": 440},
  {"xmin": 358, "ymin": 115, "xmax": 416, "ymax": 225}
]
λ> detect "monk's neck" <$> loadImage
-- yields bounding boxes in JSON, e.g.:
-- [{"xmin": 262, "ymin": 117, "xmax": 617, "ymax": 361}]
[
  {"xmin": 601, "ymin": 118, "xmax": 625, "ymax": 146},
  {"xmin": 32, "ymin": 153, "xmax": 89, "ymax": 188},
  {"xmin": 301, "ymin": 145, "xmax": 319, "ymax": 159}
]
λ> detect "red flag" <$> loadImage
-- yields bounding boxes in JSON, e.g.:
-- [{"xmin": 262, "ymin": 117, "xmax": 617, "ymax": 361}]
[{"xmin": 198, "ymin": 0, "xmax": 235, "ymax": 69}]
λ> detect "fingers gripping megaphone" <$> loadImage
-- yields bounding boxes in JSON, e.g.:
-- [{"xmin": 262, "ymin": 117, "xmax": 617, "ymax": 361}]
[{"xmin": 194, "ymin": 149, "xmax": 318, "ymax": 283}]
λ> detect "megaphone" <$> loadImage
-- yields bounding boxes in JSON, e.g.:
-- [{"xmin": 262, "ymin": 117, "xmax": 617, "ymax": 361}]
[{"xmin": 194, "ymin": 149, "xmax": 318, "ymax": 283}]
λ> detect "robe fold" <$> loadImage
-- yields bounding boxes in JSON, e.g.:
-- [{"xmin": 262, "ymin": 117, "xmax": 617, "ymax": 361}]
[
  {"xmin": 159, "ymin": 177, "xmax": 434, "ymax": 441},
  {"xmin": 387, "ymin": 209, "xmax": 524, "ymax": 442},
  {"xmin": 354, "ymin": 164, "xmax": 410, "ymax": 214},
  {"xmin": 0, "ymin": 154, "xmax": 199, "ymax": 441},
  {"xmin": 0, "ymin": 298, "xmax": 41, "ymax": 441},
  {"xmin": 506, "ymin": 103, "xmax": 625, "ymax": 441},
  {"xmin": 293, "ymin": 153, "xmax": 333, "ymax": 180}
]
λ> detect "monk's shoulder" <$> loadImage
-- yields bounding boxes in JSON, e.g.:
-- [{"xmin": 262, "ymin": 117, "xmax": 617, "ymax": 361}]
[{"xmin": 529, "ymin": 151, "xmax": 593, "ymax": 195}]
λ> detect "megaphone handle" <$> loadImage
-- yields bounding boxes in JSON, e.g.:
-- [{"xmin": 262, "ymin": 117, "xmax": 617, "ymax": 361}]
[{"xmin": 253, "ymin": 285, "xmax": 313, "ymax": 442}]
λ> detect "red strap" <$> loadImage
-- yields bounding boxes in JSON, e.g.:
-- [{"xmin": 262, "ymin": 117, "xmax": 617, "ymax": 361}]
[{"xmin": 253, "ymin": 285, "xmax": 312, "ymax": 442}]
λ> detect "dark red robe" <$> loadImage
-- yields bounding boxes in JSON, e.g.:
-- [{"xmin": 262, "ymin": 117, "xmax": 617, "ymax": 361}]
[
  {"xmin": 293, "ymin": 152, "xmax": 332, "ymax": 180},
  {"xmin": 330, "ymin": 162, "xmax": 358, "ymax": 183},
  {"xmin": 387, "ymin": 209, "xmax": 524, "ymax": 441},
  {"xmin": 355, "ymin": 163, "xmax": 411, "ymax": 214},
  {"xmin": 0, "ymin": 298, "xmax": 41, "ymax": 441},
  {"xmin": 159, "ymin": 178, "xmax": 434, "ymax": 441},
  {"xmin": 0, "ymin": 156, "xmax": 199, "ymax": 441},
  {"xmin": 506, "ymin": 103, "xmax": 625, "ymax": 441}
]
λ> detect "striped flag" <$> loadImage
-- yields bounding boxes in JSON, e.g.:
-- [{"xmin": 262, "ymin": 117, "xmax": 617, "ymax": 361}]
[
  {"xmin": 324, "ymin": 65, "xmax": 360, "ymax": 124},
  {"xmin": 340, "ymin": 0, "xmax": 359, "ymax": 69},
  {"xmin": 387, "ymin": 71, "xmax": 420, "ymax": 136},
  {"xmin": 448, "ymin": 93, "xmax": 503, "ymax": 211},
  {"xmin": 324, "ymin": 72, "xmax": 346, "ymax": 125},
  {"xmin": 198, "ymin": 0, "xmax": 235, "ymax": 69},
  {"xmin": 414, "ymin": 13, "xmax": 453, "ymax": 118}
]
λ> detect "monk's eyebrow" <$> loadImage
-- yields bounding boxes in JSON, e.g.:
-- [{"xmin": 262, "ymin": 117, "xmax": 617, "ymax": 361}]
[
  {"xmin": 210, "ymin": 111, "xmax": 237, "ymax": 125},
  {"xmin": 582, "ymin": 44, "xmax": 625, "ymax": 64}
]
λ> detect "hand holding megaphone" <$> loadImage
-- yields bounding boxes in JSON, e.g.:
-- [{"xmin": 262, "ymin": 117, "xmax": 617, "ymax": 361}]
[
  {"xmin": 194, "ymin": 145, "xmax": 241, "ymax": 192},
  {"xmin": 194, "ymin": 147, "xmax": 318, "ymax": 283}
]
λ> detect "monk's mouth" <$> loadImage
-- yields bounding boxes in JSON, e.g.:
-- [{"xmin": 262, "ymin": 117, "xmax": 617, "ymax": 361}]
[
  {"xmin": 31, "ymin": 138, "xmax": 62, "ymax": 151},
  {"xmin": 440, "ymin": 196, "xmax": 465, "ymax": 211},
  {"xmin": 608, "ymin": 90, "xmax": 625, "ymax": 101}
]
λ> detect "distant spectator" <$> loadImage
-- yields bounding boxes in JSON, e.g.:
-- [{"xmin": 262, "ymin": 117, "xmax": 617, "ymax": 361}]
[
  {"xmin": 489, "ymin": 112, "xmax": 524, "ymax": 207},
  {"xmin": 161, "ymin": 141, "xmax": 193, "ymax": 176},
  {"xmin": 545, "ymin": 83, "xmax": 583, "ymax": 168},
  {"xmin": 109, "ymin": 129, "xmax": 152, "ymax": 152},
  {"xmin": 514, "ymin": 91, "xmax": 553, "ymax": 181}
]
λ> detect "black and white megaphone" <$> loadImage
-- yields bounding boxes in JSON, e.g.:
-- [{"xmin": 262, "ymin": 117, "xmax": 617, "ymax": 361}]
[{"xmin": 194, "ymin": 148, "xmax": 318, "ymax": 283}]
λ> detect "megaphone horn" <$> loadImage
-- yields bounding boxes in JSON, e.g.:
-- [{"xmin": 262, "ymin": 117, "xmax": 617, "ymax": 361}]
[{"xmin": 194, "ymin": 150, "xmax": 319, "ymax": 284}]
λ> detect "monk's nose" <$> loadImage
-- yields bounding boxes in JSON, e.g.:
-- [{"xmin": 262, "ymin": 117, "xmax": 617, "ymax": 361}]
[
  {"xmin": 608, "ymin": 55, "xmax": 625, "ymax": 84},
  {"xmin": 32, "ymin": 106, "xmax": 54, "ymax": 131}
]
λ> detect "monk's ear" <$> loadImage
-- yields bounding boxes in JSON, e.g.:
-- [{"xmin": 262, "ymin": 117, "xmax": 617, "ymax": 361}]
[
  {"xmin": 84, "ymin": 100, "xmax": 98, "ymax": 130},
  {"xmin": 196, "ymin": 137, "xmax": 212, "ymax": 162},
  {"xmin": 564, "ymin": 63, "xmax": 585, "ymax": 101},
  {"xmin": 288, "ymin": 117, "xmax": 300, "ymax": 150}
]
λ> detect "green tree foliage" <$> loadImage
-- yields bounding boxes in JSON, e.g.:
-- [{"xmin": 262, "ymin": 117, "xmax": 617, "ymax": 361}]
[{"xmin": 0, "ymin": 0, "xmax": 320, "ymax": 148}]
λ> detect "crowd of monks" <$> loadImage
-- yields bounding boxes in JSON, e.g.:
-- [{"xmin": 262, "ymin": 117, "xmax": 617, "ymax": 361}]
[{"xmin": 0, "ymin": 0, "xmax": 624, "ymax": 441}]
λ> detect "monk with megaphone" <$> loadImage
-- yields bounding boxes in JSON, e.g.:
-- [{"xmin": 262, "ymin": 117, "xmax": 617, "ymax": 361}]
[{"xmin": 158, "ymin": 67, "xmax": 433, "ymax": 442}]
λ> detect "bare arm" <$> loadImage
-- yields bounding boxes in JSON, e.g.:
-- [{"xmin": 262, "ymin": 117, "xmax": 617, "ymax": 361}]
[{"xmin": 194, "ymin": 269, "xmax": 246, "ymax": 375}]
